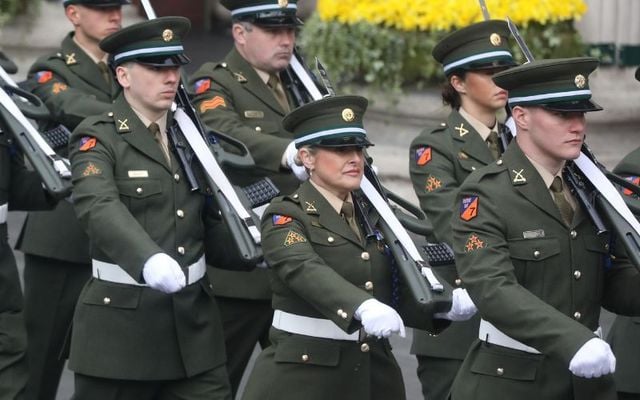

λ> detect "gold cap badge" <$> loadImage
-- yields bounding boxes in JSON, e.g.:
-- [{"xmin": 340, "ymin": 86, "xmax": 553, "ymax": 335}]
[
  {"xmin": 278, "ymin": 0, "xmax": 288, "ymax": 8},
  {"xmin": 490, "ymin": 33, "xmax": 502, "ymax": 46},
  {"xmin": 574, "ymin": 74, "xmax": 586, "ymax": 89},
  {"xmin": 162, "ymin": 29, "xmax": 174, "ymax": 42},
  {"xmin": 342, "ymin": 108, "xmax": 355, "ymax": 122}
]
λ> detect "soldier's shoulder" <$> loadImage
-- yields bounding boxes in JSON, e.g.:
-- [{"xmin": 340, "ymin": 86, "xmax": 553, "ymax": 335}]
[
  {"xmin": 463, "ymin": 159, "xmax": 508, "ymax": 186},
  {"xmin": 28, "ymin": 50, "xmax": 67, "ymax": 74},
  {"xmin": 410, "ymin": 121, "xmax": 452, "ymax": 149},
  {"xmin": 191, "ymin": 61, "xmax": 234, "ymax": 81},
  {"xmin": 73, "ymin": 111, "xmax": 116, "ymax": 135}
]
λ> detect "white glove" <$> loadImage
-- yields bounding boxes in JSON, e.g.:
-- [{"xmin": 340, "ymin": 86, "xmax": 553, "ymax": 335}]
[
  {"xmin": 143, "ymin": 253, "xmax": 186, "ymax": 294},
  {"xmin": 284, "ymin": 141, "xmax": 309, "ymax": 181},
  {"xmin": 569, "ymin": 338, "xmax": 616, "ymax": 378},
  {"xmin": 434, "ymin": 288, "xmax": 477, "ymax": 321},
  {"xmin": 354, "ymin": 298, "xmax": 406, "ymax": 338}
]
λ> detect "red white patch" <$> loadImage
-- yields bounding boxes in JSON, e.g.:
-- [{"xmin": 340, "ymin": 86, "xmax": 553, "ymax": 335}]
[
  {"xmin": 79, "ymin": 136, "xmax": 97, "ymax": 152},
  {"xmin": 460, "ymin": 196, "xmax": 479, "ymax": 221},
  {"xmin": 415, "ymin": 146, "xmax": 432, "ymax": 166}
]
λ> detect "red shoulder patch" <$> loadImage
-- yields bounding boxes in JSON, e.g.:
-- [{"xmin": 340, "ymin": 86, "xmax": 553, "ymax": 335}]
[
  {"xmin": 415, "ymin": 146, "xmax": 432, "ymax": 166},
  {"xmin": 36, "ymin": 71, "xmax": 53, "ymax": 84},
  {"xmin": 79, "ymin": 136, "xmax": 97, "ymax": 152},
  {"xmin": 460, "ymin": 196, "xmax": 479, "ymax": 221}
]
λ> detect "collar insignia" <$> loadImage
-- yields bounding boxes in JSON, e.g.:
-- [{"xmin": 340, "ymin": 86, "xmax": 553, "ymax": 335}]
[
  {"xmin": 65, "ymin": 53, "xmax": 77, "ymax": 65},
  {"xmin": 455, "ymin": 123, "xmax": 469, "ymax": 137},
  {"xmin": 117, "ymin": 119, "xmax": 130, "ymax": 132},
  {"xmin": 305, "ymin": 201, "xmax": 317, "ymax": 213},
  {"xmin": 512, "ymin": 169, "xmax": 527, "ymax": 184}
]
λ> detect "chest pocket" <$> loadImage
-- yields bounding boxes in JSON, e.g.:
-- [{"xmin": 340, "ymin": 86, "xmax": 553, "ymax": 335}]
[
  {"xmin": 458, "ymin": 157, "xmax": 485, "ymax": 174},
  {"xmin": 470, "ymin": 343, "xmax": 542, "ymax": 382},
  {"xmin": 82, "ymin": 279, "xmax": 142, "ymax": 310},
  {"xmin": 274, "ymin": 334, "xmax": 340, "ymax": 367},
  {"xmin": 115, "ymin": 178, "xmax": 162, "ymax": 228},
  {"xmin": 507, "ymin": 237, "xmax": 561, "ymax": 297},
  {"xmin": 244, "ymin": 119, "xmax": 280, "ymax": 136}
]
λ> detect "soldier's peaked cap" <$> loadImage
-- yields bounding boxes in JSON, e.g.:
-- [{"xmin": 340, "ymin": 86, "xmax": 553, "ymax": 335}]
[
  {"xmin": 285, "ymin": 95, "xmax": 374, "ymax": 149},
  {"xmin": 433, "ymin": 20, "xmax": 516, "ymax": 76},
  {"xmin": 221, "ymin": 0, "xmax": 302, "ymax": 27},
  {"xmin": 493, "ymin": 57, "xmax": 603, "ymax": 112},
  {"xmin": 63, "ymin": 0, "xmax": 131, "ymax": 7},
  {"xmin": 100, "ymin": 16, "xmax": 190, "ymax": 67}
]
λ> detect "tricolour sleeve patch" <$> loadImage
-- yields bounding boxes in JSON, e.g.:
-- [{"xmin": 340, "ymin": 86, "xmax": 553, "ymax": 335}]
[
  {"xmin": 284, "ymin": 230, "xmax": 306, "ymax": 247},
  {"xmin": 460, "ymin": 195, "xmax": 479, "ymax": 221},
  {"xmin": 623, "ymin": 176, "xmax": 639, "ymax": 197},
  {"xmin": 79, "ymin": 136, "xmax": 97, "ymax": 152},
  {"xmin": 36, "ymin": 70, "xmax": 53, "ymax": 84},
  {"xmin": 464, "ymin": 233, "xmax": 485, "ymax": 252},
  {"xmin": 272, "ymin": 214, "xmax": 293, "ymax": 225},
  {"xmin": 194, "ymin": 78, "xmax": 211, "ymax": 94},
  {"xmin": 199, "ymin": 96, "xmax": 226, "ymax": 112},
  {"xmin": 415, "ymin": 146, "xmax": 432, "ymax": 166}
]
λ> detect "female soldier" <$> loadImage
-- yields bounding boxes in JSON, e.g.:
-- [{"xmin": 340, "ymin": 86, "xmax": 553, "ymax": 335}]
[
  {"xmin": 241, "ymin": 95, "xmax": 457, "ymax": 400},
  {"xmin": 408, "ymin": 20, "xmax": 517, "ymax": 400}
]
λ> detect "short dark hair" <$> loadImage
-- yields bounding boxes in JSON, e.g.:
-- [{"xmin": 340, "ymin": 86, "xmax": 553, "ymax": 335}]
[{"xmin": 441, "ymin": 70, "xmax": 466, "ymax": 110}]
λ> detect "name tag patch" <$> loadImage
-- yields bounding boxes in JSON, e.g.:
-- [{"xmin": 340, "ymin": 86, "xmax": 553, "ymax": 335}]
[{"xmin": 128, "ymin": 170, "xmax": 149, "ymax": 178}]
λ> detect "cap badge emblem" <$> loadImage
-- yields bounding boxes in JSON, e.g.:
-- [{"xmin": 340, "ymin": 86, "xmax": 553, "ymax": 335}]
[
  {"xmin": 342, "ymin": 108, "xmax": 355, "ymax": 122},
  {"xmin": 574, "ymin": 74, "xmax": 586, "ymax": 89},
  {"xmin": 162, "ymin": 29, "xmax": 174, "ymax": 42},
  {"xmin": 278, "ymin": 0, "xmax": 288, "ymax": 8},
  {"xmin": 490, "ymin": 33, "xmax": 502, "ymax": 46}
]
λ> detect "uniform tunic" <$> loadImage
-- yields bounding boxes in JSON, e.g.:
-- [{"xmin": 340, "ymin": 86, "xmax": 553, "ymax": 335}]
[
  {"xmin": 605, "ymin": 146, "xmax": 640, "ymax": 396},
  {"xmin": 242, "ymin": 181, "xmax": 406, "ymax": 400},
  {"xmin": 68, "ymin": 93, "xmax": 226, "ymax": 381},
  {"xmin": 450, "ymin": 141, "xmax": 640, "ymax": 400},
  {"xmin": 409, "ymin": 109, "xmax": 503, "ymax": 399}
]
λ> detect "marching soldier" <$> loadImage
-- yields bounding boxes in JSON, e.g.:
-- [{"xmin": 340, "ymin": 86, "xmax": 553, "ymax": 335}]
[
  {"xmin": 408, "ymin": 20, "xmax": 517, "ymax": 400},
  {"xmin": 450, "ymin": 57, "xmax": 640, "ymax": 400},
  {"xmin": 188, "ymin": 0, "xmax": 305, "ymax": 394},
  {"xmin": 17, "ymin": 1, "xmax": 128, "ymax": 398},
  {"xmin": 606, "ymin": 66, "xmax": 640, "ymax": 400},
  {"xmin": 68, "ymin": 17, "xmax": 233, "ymax": 399}
]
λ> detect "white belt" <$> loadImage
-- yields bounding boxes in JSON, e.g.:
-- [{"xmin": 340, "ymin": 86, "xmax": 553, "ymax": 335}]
[
  {"xmin": 272, "ymin": 310, "xmax": 359, "ymax": 342},
  {"xmin": 0, "ymin": 203, "xmax": 7, "ymax": 224},
  {"xmin": 92, "ymin": 255, "xmax": 206, "ymax": 286},
  {"xmin": 479, "ymin": 319, "xmax": 603, "ymax": 354}
]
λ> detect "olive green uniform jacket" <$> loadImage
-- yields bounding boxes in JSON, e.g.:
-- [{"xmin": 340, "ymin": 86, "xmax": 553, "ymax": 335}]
[
  {"xmin": 188, "ymin": 47, "xmax": 298, "ymax": 300},
  {"xmin": 243, "ymin": 181, "xmax": 449, "ymax": 400},
  {"xmin": 409, "ymin": 110, "xmax": 502, "ymax": 362},
  {"xmin": 606, "ymin": 146, "xmax": 640, "ymax": 394},
  {"xmin": 67, "ymin": 94, "xmax": 226, "ymax": 380},
  {"xmin": 450, "ymin": 141, "xmax": 640, "ymax": 400}
]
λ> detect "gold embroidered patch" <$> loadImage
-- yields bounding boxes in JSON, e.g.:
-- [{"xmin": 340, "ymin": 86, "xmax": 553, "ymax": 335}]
[
  {"xmin": 162, "ymin": 29, "xmax": 173, "ymax": 42},
  {"xmin": 455, "ymin": 123, "xmax": 469, "ymax": 137},
  {"xmin": 284, "ymin": 230, "xmax": 306, "ymax": 247},
  {"xmin": 489, "ymin": 33, "xmax": 501, "ymax": 46},
  {"xmin": 512, "ymin": 169, "xmax": 527, "ymax": 184},
  {"xmin": 341, "ymin": 108, "xmax": 355, "ymax": 122},
  {"xmin": 117, "ymin": 119, "xmax": 129, "ymax": 131},
  {"xmin": 305, "ymin": 201, "xmax": 317, "ymax": 213},
  {"xmin": 464, "ymin": 233, "xmax": 485, "ymax": 252},
  {"xmin": 82, "ymin": 162, "xmax": 102, "ymax": 177},
  {"xmin": 65, "ymin": 53, "xmax": 77, "ymax": 65},
  {"xmin": 425, "ymin": 175, "xmax": 442, "ymax": 192},
  {"xmin": 52, "ymin": 82, "xmax": 68, "ymax": 94}
]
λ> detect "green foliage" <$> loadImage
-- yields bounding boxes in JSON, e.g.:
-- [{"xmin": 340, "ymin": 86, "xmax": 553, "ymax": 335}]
[
  {"xmin": 299, "ymin": 16, "xmax": 585, "ymax": 94},
  {"xmin": 0, "ymin": 0, "xmax": 39, "ymax": 26}
]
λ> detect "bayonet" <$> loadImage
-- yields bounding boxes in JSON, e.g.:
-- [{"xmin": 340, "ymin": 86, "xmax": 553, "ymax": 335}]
[
  {"xmin": 507, "ymin": 17, "xmax": 535, "ymax": 63},
  {"xmin": 478, "ymin": 0, "xmax": 491, "ymax": 20},
  {"xmin": 315, "ymin": 58, "xmax": 335, "ymax": 97}
]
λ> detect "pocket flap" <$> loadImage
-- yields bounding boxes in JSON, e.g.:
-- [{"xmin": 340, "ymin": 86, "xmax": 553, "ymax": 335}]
[
  {"xmin": 115, "ymin": 178, "xmax": 162, "ymax": 199},
  {"xmin": 508, "ymin": 237, "xmax": 560, "ymax": 261},
  {"xmin": 82, "ymin": 280, "xmax": 142, "ymax": 310},
  {"xmin": 274, "ymin": 335, "xmax": 340, "ymax": 367},
  {"xmin": 470, "ymin": 345, "xmax": 541, "ymax": 381}
]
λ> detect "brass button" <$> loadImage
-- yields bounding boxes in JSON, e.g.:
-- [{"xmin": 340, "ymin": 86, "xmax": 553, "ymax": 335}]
[
  {"xmin": 301, "ymin": 354, "xmax": 309, "ymax": 362},
  {"xmin": 440, "ymin": 122, "xmax": 446, "ymax": 127},
  {"xmin": 341, "ymin": 311, "xmax": 348, "ymax": 319},
  {"xmin": 533, "ymin": 250, "xmax": 541, "ymax": 259},
  {"xmin": 293, "ymin": 194, "xmax": 299, "ymax": 199},
  {"xmin": 337, "ymin": 309, "xmax": 344, "ymax": 317},
  {"xmin": 361, "ymin": 252, "xmax": 370, "ymax": 261},
  {"xmin": 327, "ymin": 236, "xmax": 335, "ymax": 243},
  {"xmin": 496, "ymin": 367, "xmax": 504, "ymax": 376},
  {"xmin": 471, "ymin": 166, "xmax": 476, "ymax": 171},
  {"xmin": 496, "ymin": 159, "xmax": 503, "ymax": 166},
  {"xmin": 221, "ymin": 62, "xmax": 227, "ymax": 68},
  {"xmin": 174, "ymin": 174, "xmax": 180, "ymax": 182},
  {"xmin": 365, "ymin": 281, "xmax": 374, "ymax": 291},
  {"xmin": 255, "ymin": 126, "xmax": 262, "ymax": 132},
  {"xmin": 103, "ymin": 297, "xmax": 111, "ymax": 305},
  {"xmin": 176, "ymin": 209, "xmax": 185, "ymax": 218},
  {"xmin": 604, "ymin": 243, "xmax": 609, "ymax": 251},
  {"xmin": 570, "ymin": 230, "xmax": 578, "ymax": 239},
  {"xmin": 136, "ymin": 187, "xmax": 143, "ymax": 194},
  {"xmin": 573, "ymin": 270, "xmax": 581, "ymax": 280},
  {"xmin": 107, "ymin": 112, "xmax": 114, "ymax": 117},
  {"xmin": 574, "ymin": 311, "xmax": 581, "ymax": 320},
  {"xmin": 209, "ymin": 283, "xmax": 213, "ymax": 289},
  {"xmin": 454, "ymin": 278, "xmax": 462, "ymax": 286},
  {"xmin": 360, "ymin": 343, "xmax": 370, "ymax": 353},
  {"xmin": 177, "ymin": 246, "xmax": 185, "ymax": 255}
]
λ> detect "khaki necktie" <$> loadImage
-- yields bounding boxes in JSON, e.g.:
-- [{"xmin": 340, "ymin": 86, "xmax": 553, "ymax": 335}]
[
  {"xmin": 341, "ymin": 201, "xmax": 361, "ymax": 241},
  {"xmin": 267, "ymin": 74, "xmax": 290, "ymax": 112},
  {"xmin": 148, "ymin": 122, "xmax": 170, "ymax": 164},
  {"xmin": 97, "ymin": 61, "xmax": 113, "ymax": 87},
  {"xmin": 550, "ymin": 176, "xmax": 574, "ymax": 226},
  {"xmin": 487, "ymin": 130, "xmax": 501, "ymax": 160}
]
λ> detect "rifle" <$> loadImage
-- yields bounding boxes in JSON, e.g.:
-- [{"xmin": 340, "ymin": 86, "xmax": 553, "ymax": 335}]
[
  {"xmin": 0, "ymin": 51, "xmax": 72, "ymax": 198},
  {"xmin": 139, "ymin": 1, "xmax": 269, "ymax": 264},
  {"xmin": 285, "ymin": 48, "xmax": 454, "ymax": 329}
]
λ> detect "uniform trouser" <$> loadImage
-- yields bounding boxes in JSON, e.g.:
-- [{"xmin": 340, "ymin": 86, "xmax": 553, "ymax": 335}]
[
  {"xmin": 0, "ymin": 235, "xmax": 28, "ymax": 399},
  {"xmin": 619, "ymin": 393, "xmax": 640, "ymax": 400},
  {"xmin": 215, "ymin": 296, "xmax": 272, "ymax": 397},
  {"xmin": 416, "ymin": 356, "xmax": 462, "ymax": 400},
  {"xmin": 72, "ymin": 364, "xmax": 233, "ymax": 400},
  {"xmin": 23, "ymin": 255, "xmax": 91, "ymax": 400}
]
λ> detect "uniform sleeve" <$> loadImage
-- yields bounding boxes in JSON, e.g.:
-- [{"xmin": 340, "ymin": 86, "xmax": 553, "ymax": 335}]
[
  {"xmin": 188, "ymin": 70, "xmax": 289, "ymax": 173},
  {"xmin": 409, "ymin": 129, "xmax": 458, "ymax": 244},
  {"xmin": 261, "ymin": 205, "xmax": 371, "ymax": 333},
  {"xmin": 26, "ymin": 61, "xmax": 112, "ymax": 130},
  {"xmin": 6, "ymin": 147, "xmax": 56, "ymax": 211},
  {"xmin": 69, "ymin": 121, "xmax": 162, "ymax": 280},
  {"xmin": 452, "ymin": 174, "xmax": 595, "ymax": 364}
]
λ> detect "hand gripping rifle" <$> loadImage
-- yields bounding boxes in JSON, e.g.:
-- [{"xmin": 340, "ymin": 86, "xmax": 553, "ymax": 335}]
[
  {"xmin": 0, "ymin": 51, "xmax": 72, "ymax": 198},
  {"xmin": 285, "ymin": 49, "xmax": 454, "ymax": 330},
  {"xmin": 505, "ymin": 18, "xmax": 640, "ymax": 268},
  {"xmin": 140, "ymin": 1, "xmax": 268, "ymax": 264}
]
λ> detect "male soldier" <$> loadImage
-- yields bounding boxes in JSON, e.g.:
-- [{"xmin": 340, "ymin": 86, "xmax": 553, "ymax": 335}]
[
  {"xmin": 450, "ymin": 57, "xmax": 640, "ymax": 400},
  {"xmin": 188, "ymin": 0, "xmax": 305, "ymax": 394},
  {"xmin": 68, "ymin": 17, "xmax": 233, "ymax": 399},
  {"xmin": 17, "ymin": 1, "xmax": 128, "ymax": 398},
  {"xmin": 606, "ymin": 66, "xmax": 640, "ymax": 400},
  {"xmin": 408, "ymin": 20, "xmax": 516, "ymax": 400}
]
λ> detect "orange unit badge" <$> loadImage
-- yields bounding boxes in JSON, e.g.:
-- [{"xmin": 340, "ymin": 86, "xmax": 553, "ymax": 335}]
[
  {"xmin": 460, "ymin": 196, "xmax": 479, "ymax": 221},
  {"xmin": 199, "ymin": 96, "xmax": 226, "ymax": 112}
]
